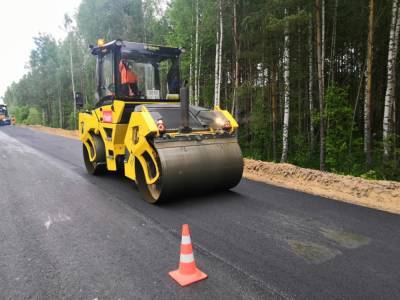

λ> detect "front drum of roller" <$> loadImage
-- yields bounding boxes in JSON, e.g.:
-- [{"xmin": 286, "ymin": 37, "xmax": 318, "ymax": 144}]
[{"xmin": 136, "ymin": 137, "xmax": 243, "ymax": 203}]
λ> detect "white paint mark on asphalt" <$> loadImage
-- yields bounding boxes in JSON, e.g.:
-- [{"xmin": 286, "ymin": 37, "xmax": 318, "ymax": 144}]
[
  {"xmin": 44, "ymin": 213, "xmax": 72, "ymax": 230},
  {"xmin": 58, "ymin": 213, "xmax": 71, "ymax": 222},
  {"xmin": 45, "ymin": 216, "xmax": 53, "ymax": 230}
]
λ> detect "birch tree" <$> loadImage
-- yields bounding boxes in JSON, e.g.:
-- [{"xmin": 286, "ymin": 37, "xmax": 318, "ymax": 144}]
[
  {"xmin": 214, "ymin": 30, "xmax": 220, "ymax": 107},
  {"xmin": 64, "ymin": 15, "xmax": 77, "ymax": 129},
  {"xmin": 281, "ymin": 9, "xmax": 290, "ymax": 163},
  {"xmin": 272, "ymin": 65, "xmax": 278, "ymax": 162},
  {"xmin": 58, "ymin": 73, "xmax": 63, "ymax": 128},
  {"xmin": 316, "ymin": 0, "xmax": 326, "ymax": 170},
  {"xmin": 189, "ymin": 37, "xmax": 194, "ymax": 103},
  {"xmin": 383, "ymin": 0, "xmax": 400, "ymax": 158},
  {"xmin": 364, "ymin": 0, "xmax": 375, "ymax": 168},
  {"xmin": 218, "ymin": 0, "xmax": 223, "ymax": 105},
  {"xmin": 214, "ymin": 0, "xmax": 223, "ymax": 107},
  {"xmin": 197, "ymin": 45, "xmax": 202, "ymax": 103},
  {"xmin": 194, "ymin": 0, "xmax": 200, "ymax": 106},
  {"xmin": 232, "ymin": 0, "xmax": 240, "ymax": 120},
  {"xmin": 189, "ymin": 4, "xmax": 194, "ymax": 104}
]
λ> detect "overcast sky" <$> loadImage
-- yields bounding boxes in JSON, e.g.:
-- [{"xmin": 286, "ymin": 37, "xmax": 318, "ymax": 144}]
[{"xmin": 0, "ymin": 0, "xmax": 82, "ymax": 104}]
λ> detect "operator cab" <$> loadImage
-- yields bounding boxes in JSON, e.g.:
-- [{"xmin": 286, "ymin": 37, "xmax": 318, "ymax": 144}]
[
  {"xmin": 0, "ymin": 104, "xmax": 10, "ymax": 126},
  {"xmin": 91, "ymin": 40, "xmax": 183, "ymax": 106},
  {"xmin": 0, "ymin": 104, "xmax": 7, "ymax": 117}
]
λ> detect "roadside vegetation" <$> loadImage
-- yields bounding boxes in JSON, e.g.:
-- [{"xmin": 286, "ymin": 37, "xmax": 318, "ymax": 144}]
[{"xmin": 4, "ymin": 0, "xmax": 400, "ymax": 180}]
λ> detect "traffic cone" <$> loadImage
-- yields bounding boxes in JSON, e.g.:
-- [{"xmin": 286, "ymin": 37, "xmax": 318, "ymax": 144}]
[{"xmin": 169, "ymin": 224, "xmax": 208, "ymax": 287}]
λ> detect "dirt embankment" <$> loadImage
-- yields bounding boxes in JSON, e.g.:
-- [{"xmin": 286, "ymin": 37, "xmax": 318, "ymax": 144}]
[
  {"xmin": 22, "ymin": 125, "xmax": 400, "ymax": 215},
  {"xmin": 244, "ymin": 159, "xmax": 400, "ymax": 215}
]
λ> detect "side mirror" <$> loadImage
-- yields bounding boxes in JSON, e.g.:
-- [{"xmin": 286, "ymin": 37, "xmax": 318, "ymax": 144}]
[{"xmin": 75, "ymin": 92, "xmax": 84, "ymax": 109}]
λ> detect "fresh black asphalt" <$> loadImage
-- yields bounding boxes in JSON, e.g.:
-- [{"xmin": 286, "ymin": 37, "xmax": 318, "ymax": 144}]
[{"xmin": 0, "ymin": 126, "xmax": 399, "ymax": 299}]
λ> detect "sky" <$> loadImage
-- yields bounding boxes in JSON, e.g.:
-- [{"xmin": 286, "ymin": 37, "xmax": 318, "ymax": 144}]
[{"xmin": 0, "ymin": 0, "xmax": 82, "ymax": 104}]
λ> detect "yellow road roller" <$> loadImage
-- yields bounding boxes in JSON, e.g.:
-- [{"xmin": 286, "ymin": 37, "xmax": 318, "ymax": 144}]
[{"xmin": 78, "ymin": 40, "xmax": 243, "ymax": 203}]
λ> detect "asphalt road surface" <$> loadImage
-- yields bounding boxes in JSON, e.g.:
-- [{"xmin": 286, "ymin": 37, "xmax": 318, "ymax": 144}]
[{"xmin": 1, "ymin": 126, "xmax": 399, "ymax": 299}]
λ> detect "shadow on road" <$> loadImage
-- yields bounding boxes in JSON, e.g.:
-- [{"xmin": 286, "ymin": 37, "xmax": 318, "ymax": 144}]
[
  {"xmin": 83, "ymin": 169, "xmax": 244, "ymax": 209},
  {"xmin": 160, "ymin": 189, "xmax": 243, "ymax": 208}
]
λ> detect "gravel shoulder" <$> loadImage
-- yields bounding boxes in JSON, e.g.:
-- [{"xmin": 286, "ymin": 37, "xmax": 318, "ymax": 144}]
[
  {"xmin": 23, "ymin": 125, "xmax": 400, "ymax": 215},
  {"xmin": 245, "ymin": 159, "xmax": 400, "ymax": 215}
]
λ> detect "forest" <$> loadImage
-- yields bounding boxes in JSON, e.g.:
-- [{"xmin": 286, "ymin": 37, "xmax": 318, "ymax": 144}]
[{"xmin": 3, "ymin": 0, "xmax": 400, "ymax": 180}]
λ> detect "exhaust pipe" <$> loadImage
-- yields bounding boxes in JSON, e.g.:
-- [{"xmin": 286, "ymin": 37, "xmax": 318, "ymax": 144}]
[{"xmin": 180, "ymin": 87, "xmax": 191, "ymax": 133}]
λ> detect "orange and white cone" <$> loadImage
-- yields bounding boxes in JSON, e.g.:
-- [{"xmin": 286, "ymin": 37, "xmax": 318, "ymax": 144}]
[{"xmin": 169, "ymin": 224, "xmax": 208, "ymax": 287}]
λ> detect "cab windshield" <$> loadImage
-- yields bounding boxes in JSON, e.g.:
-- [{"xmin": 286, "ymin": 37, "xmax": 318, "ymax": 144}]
[
  {"xmin": 95, "ymin": 42, "xmax": 181, "ymax": 103},
  {"xmin": 0, "ymin": 106, "xmax": 7, "ymax": 116},
  {"xmin": 118, "ymin": 54, "xmax": 180, "ymax": 100}
]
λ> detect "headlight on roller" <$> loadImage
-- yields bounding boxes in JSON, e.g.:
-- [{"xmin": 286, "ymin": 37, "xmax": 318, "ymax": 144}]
[{"xmin": 156, "ymin": 119, "xmax": 166, "ymax": 133}]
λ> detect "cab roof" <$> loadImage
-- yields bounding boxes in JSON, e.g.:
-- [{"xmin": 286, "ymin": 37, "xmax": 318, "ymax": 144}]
[{"xmin": 90, "ymin": 40, "xmax": 183, "ymax": 60}]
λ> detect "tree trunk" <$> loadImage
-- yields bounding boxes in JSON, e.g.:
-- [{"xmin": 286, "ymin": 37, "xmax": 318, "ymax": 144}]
[
  {"xmin": 46, "ymin": 93, "xmax": 52, "ymax": 126},
  {"xmin": 364, "ymin": 0, "xmax": 375, "ymax": 168},
  {"xmin": 309, "ymin": 18, "xmax": 314, "ymax": 153},
  {"xmin": 197, "ymin": 44, "xmax": 202, "ymax": 104},
  {"xmin": 316, "ymin": 0, "xmax": 326, "ymax": 170},
  {"xmin": 281, "ymin": 9, "xmax": 290, "ymax": 163},
  {"xmin": 194, "ymin": 0, "xmax": 200, "ymax": 106},
  {"xmin": 393, "ymin": 100, "xmax": 397, "ymax": 164},
  {"xmin": 214, "ymin": 30, "xmax": 220, "ymax": 107},
  {"xmin": 383, "ymin": 0, "xmax": 400, "ymax": 158},
  {"xmin": 321, "ymin": 0, "xmax": 325, "ymax": 88},
  {"xmin": 189, "ymin": 44, "xmax": 193, "ymax": 104},
  {"xmin": 59, "ymin": 78, "xmax": 63, "ymax": 128},
  {"xmin": 297, "ymin": 7, "xmax": 302, "ymax": 135},
  {"xmin": 232, "ymin": 0, "xmax": 240, "ymax": 121},
  {"xmin": 328, "ymin": 0, "xmax": 338, "ymax": 86},
  {"xmin": 217, "ymin": 0, "xmax": 223, "ymax": 106},
  {"xmin": 214, "ymin": 0, "xmax": 223, "ymax": 107},
  {"xmin": 190, "ymin": 1, "xmax": 196, "ymax": 104},
  {"xmin": 69, "ymin": 34, "xmax": 76, "ymax": 130},
  {"xmin": 139, "ymin": 1, "xmax": 147, "ymax": 43},
  {"xmin": 272, "ymin": 65, "xmax": 278, "ymax": 162},
  {"xmin": 349, "ymin": 64, "xmax": 367, "ymax": 154},
  {"xmin": 42, "ymin": 109, "xmax": 46, "ymax": 126},
  {"xmin": 189, "ymin": 10, "xmax": 194, "ymax": 104}
]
